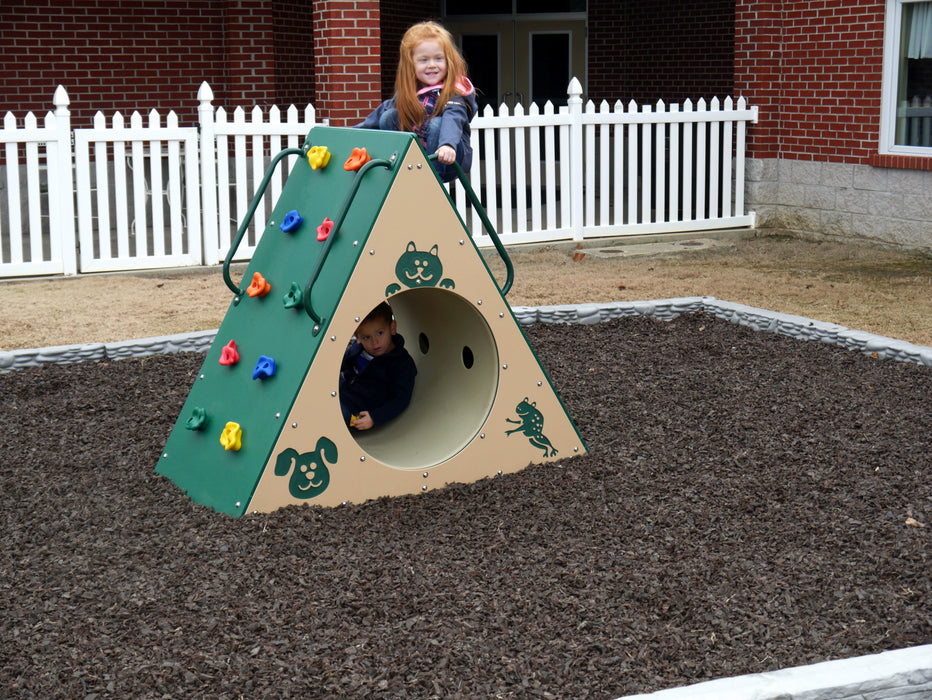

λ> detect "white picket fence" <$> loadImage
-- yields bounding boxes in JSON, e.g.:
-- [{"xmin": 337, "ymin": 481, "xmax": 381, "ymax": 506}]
[{"xmin": 0, "ymin": 80, "xmax": 757, "ymax": 278}]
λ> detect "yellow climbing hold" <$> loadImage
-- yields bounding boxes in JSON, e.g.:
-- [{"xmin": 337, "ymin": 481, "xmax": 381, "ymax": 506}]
[
  {"xmin": 307, "ymin": 146, "xmax": 331, "ymax": 170},
  {"xmin": 220, "ymin": 421, "xmax": 243, "ymax": 452}
]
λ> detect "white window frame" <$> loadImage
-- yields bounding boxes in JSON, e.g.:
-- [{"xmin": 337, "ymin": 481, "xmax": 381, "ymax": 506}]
[{"xmin": 880, "ymin": 0, "xmax": 932, "ymax": 155}]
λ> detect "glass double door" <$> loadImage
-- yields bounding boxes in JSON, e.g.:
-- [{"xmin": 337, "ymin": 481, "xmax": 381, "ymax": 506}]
[{"xmin": 448, "ymin": 19, "xmax": 587, "ymax": 112}]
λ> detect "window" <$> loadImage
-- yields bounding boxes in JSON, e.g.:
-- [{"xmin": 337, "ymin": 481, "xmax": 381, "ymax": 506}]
[{"xmin": 881, "ymin": 0, "xmax": 932, "ymax": 153}]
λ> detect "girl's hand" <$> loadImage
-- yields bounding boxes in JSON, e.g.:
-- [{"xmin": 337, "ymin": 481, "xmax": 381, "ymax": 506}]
[{"xmin": 435, "ymin": 145, "xmax": 456, "ymax": 165}]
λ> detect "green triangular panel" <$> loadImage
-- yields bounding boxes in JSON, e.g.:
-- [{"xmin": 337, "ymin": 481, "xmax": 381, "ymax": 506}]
[{"xmin": 157, "ymin": 127, "xmax": 411, "ymax": 515}]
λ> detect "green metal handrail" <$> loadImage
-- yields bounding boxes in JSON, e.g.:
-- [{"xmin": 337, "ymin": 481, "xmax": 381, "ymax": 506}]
[
  {"xmin": 222, "ymin": 147, "xmax": 307, "ymax": 296},
  {"xmin": 302, "ymin": 155, "xmax": 397, "ymax": 330},
  {"xmin": 432, "ymin": 155, "xmax": 514, "ymax": 296}
]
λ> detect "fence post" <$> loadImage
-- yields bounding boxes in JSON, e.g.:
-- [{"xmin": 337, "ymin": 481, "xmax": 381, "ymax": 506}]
[
  {"xmin": 50, "ymin": 85, "xmax": 78, "ymax": 275},
  {"xmin": 567, "ymin": 78, "xmax": 584, "ymax": 241},
  {"xmin": 198, "ymin": 82, "xmax": 219, "ymax": 265}
]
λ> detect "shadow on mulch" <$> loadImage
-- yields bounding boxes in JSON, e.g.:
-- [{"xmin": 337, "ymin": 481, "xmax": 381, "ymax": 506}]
[{"xmin": 1, "ymin": 314, "xmax": 930, "ymax": 699}]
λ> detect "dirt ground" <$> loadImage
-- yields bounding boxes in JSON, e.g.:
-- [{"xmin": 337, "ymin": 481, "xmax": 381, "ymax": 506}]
[{"xmin": 1, "ymin": 232, "xmax": 931, "ymax": 351}]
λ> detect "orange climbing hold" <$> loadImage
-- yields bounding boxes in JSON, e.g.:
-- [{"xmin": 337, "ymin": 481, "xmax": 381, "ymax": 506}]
[
  {"xmin": 316, "ymin": 217, "xmax": 334, "ymax": 242},
  {"xmin": 219, "ymin": 339, "xmax": 239, "ymax": 366},
  {"xmin": 246, "ymin": 271, "xmax": 271, "ymax": 298},
  {"xmin": 343, "ymin": 147, "xmax": 371, "ymax": 171}
]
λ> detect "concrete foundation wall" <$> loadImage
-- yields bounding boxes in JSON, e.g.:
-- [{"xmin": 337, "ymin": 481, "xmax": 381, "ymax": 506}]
[{"xmin": 746, "ymin": 158, "xmax": 932, "ymax": 255}]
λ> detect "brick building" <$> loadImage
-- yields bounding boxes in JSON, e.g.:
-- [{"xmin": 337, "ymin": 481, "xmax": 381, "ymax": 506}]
[{"xmin": 1, "ymin": 0, "xmax": 929, "ymax": 251}]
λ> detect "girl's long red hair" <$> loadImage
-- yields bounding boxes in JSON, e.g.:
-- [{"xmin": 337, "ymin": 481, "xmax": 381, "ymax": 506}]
[{"xmin": 394, "ymin": 22, "xmax": 469, "ymax": 133}]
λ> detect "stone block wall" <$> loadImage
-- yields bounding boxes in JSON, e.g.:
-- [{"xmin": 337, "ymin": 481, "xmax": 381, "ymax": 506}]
[{"xmin": 746, "ymin": 158, "xmax": 932, "ymax": 254}]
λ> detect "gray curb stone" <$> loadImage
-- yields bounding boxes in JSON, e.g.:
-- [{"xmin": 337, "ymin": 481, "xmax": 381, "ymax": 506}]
[
  {"xmin": 2, "ymin": 298, "xmax": 931, "ymax": 372},
  {"xmin": 614, "ymin": 643, "xmax": 932, "ymax": 700}
]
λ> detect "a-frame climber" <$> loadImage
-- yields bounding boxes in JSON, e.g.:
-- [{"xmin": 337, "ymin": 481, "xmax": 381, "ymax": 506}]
[{"xmin": 157, "ymin": 126, "xmax": 587, "ymax": 516}]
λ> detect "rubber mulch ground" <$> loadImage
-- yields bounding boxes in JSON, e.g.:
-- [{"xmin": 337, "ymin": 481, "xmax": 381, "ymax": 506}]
[{"xmin": 1, "ymin": 313, "xmax": 930, "ymax": 699}]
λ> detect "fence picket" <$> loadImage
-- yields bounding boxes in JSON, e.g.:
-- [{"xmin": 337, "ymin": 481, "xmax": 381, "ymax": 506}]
[
  {"xmin": 641, "ymin": 103, "xmax": 653, "ymax": 223},
  {"xmin": 94, "ymin": 112, "xmax": 113, "ymax": 259},
  {"xmin": 543, "ymin": 102, "xmax": 559, "ymax": 231},
  {"xmin": 24, "ymin": 113, "xmax": 42, "ymax": 264},
  {"xmin": 498, "ymin": 103, "xmax": 513, "ymax": 235},
  {"xmin": 3, "ymin": 113, "xmax": 24, "ymax": 264},
  {"xmin": 512, "ymin": 103, "xmax": 527, "ymax": 234},
  {"xmin": 695, "ymin": 98, "xmax": 707, "ymax": 221},
  {"xmin": 584, "ymin": 101, "xmax": 595, "ymax": 228},
  {"xmin": 669, "ymin": 102, "xmax": 680, "ymax": 223},
  {"xmin": 655, "ymin": 100, "xmax": 667, "ymax": 224},
  {"xmin": 612, "ymin": 102, "xmax": 624, "ymax": 226},
  {"xmin": 250, "ymin": 106, "xmax": 266, "ymax": 246},
  {"xmin": 626, "ymin": 101, "xmax": 638, "ymax": 225},
  {"xmin": 682, "ymin": 99, "xmax": 694, "ymax": 222},
  {"xmin": 528, "ymin": 103, "xmax": 543, "ymax": 233},
  {"xmin": 112, "ymin": 113, "xmax": 130, "ymax": 259}
]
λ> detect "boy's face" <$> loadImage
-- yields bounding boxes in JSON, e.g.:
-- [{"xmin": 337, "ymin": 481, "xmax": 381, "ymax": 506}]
[{"xmin": 355, "ymin": 317, "xmax": 396, "ymax": 357}]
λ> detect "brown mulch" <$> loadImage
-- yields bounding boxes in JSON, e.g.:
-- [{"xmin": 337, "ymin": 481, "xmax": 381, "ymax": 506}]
[{"xmin": 1, "ymin": 314, "xmax": 930, "ymax": 699}]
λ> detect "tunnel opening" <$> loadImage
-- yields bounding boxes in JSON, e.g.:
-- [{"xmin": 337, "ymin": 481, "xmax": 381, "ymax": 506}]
[{"xmin": 347, "ymin": 288, "xmax": 499, "ymax": 470}]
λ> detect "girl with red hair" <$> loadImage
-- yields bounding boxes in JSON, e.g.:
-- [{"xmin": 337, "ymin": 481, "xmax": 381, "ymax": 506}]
[{"xmin": 357, "ymin": 21, "xmax": 477, "ymax": 182}]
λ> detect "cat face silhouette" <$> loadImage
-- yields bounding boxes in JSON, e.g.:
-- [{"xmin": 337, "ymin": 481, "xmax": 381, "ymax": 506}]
[{"xmin": 395, "ymin": 242, "xmax": 443, "ymax": 287}]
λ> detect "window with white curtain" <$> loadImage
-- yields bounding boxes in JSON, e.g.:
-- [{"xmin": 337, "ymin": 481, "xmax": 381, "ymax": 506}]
[{"xmin": 881, "ymin": 0, "xmax": 932, "ymax": 152}]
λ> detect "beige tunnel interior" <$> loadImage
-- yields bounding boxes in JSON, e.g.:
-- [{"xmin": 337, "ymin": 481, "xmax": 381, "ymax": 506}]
[{"xmin": 351, "ymin": 287, "xmax": 500, "ymax": 470}]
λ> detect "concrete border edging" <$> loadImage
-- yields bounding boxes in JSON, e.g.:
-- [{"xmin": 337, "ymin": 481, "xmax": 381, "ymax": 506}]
[
  {"xmin": 2, "ymin": 297, "xmax": 932, "ymax": 372},
  {"xmin": 613, "ymin": 644, "xmax": 932, "ymax": 700}
]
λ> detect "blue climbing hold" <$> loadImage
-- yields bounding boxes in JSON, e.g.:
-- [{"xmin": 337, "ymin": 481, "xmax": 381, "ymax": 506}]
[
  {"xmin": 279, "ymin": 210, "xmax": 303, "ymax": 233},
  {"xmin": 252, "ymin": 355, "xmax": 278, "ymax": 380}
]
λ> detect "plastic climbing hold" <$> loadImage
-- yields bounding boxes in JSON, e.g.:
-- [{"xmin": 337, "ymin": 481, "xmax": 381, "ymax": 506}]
[
  {"xmin": 185, "ymin": 406, "xmax": 208, "ymax": 431},
  {"xmin": 252, "ymin": 355, "xmax": 278, "ymax": 380},
  {"xmin": 219, "ymin": 339, "xmax": 240, "ymax": 366},
  {"xmin": 219, "ymin": 422, "xmax": 243, "ymax": 452},
  {"xmin": 279, "ymin": 209, "xmax": 303, "ymax": 233},
  {"xmin": 344, "ymin": 147, "xmax": 371, "ymax": 171},
  {"xmin": 307, "ymin": 146, "xmax": 331, "ymax": 170},
  {"xmin": 316, "ymin": 217, "xmax": 334, "ymax": 242},
  {"xmin": 246, "ymin": 271, "xmax": 272, "ymax": 298},
  {"xmin": 282, "ymin": 281, "xmax": 304, "ymax": 309}
]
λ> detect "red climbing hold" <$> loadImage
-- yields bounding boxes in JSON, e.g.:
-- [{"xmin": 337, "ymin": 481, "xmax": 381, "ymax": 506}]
[
  {"xmin": 219, "ymin": 339, "xmax": 240, "ymax": 366},
  {"xmin": 317, "ymin": 217, "xmax": 334, "ymax": 242}
]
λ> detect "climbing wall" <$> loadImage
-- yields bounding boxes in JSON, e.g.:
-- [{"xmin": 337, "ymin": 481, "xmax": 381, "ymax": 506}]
[{"xmin": 157, "ymin": 126, "xmax": 586, "ymax": 516}]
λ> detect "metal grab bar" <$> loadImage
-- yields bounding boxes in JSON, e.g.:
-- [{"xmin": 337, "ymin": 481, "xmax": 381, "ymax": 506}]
[
  {"xmin": 222, "ymin": 147, "xmax": 307, "ymax": 296},
  {"xmin": 303, "ymin": 155, "xmax": 397, "ymax": 330},
  {"xmin": 431, "ymin": 155, "xmax": 514, "ymax": 296}
]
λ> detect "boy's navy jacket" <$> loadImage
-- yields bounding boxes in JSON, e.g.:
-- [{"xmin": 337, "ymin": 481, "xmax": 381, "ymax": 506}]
[{"xmin": 339, "ymin": 334, "xmax": 418, "ymax": 427}]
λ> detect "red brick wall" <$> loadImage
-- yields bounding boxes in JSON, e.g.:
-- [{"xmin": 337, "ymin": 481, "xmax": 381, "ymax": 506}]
[
  {"xmin": 588, "ymin": 0, "xmax": 734, "ymax": 104},
  {"xmin": 312, "ymin": 0, "xmax": 381, "ymax": 126},
  {"xmin": 734, "ymin": 0, "xmax": 886, "ymax": 163},
  {"xmin": 225, "ymin": 1, "xmax": 277, "ymax": 108},
  {"xmin": 0, "ymin": 0, "xmax": 316, "ymax": 127},
  {"xmin": 273, "ymin": 0, "xmax": 317, "ymax": 108},
  {"xmin": 0, "ymin": 1, "xmax": 229, "ymax": 126}
]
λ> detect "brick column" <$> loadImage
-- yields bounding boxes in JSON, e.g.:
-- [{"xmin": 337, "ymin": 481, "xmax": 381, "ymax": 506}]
[
  {"xmin": 734, "ymin": 0, "xmax": 783, "ymax": 159},
  {"xmin": 225, "ymin": 0, "xmax": 276, "ymax": 106},
  {"xmin": 313, "ymin": 0, "xmax": 381, "ymax": 126}
]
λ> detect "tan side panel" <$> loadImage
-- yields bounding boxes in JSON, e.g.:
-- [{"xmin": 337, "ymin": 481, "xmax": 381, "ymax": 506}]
[{"xmin": 247, "ymin": 143, "xmax": 585, "ymax": 512}]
